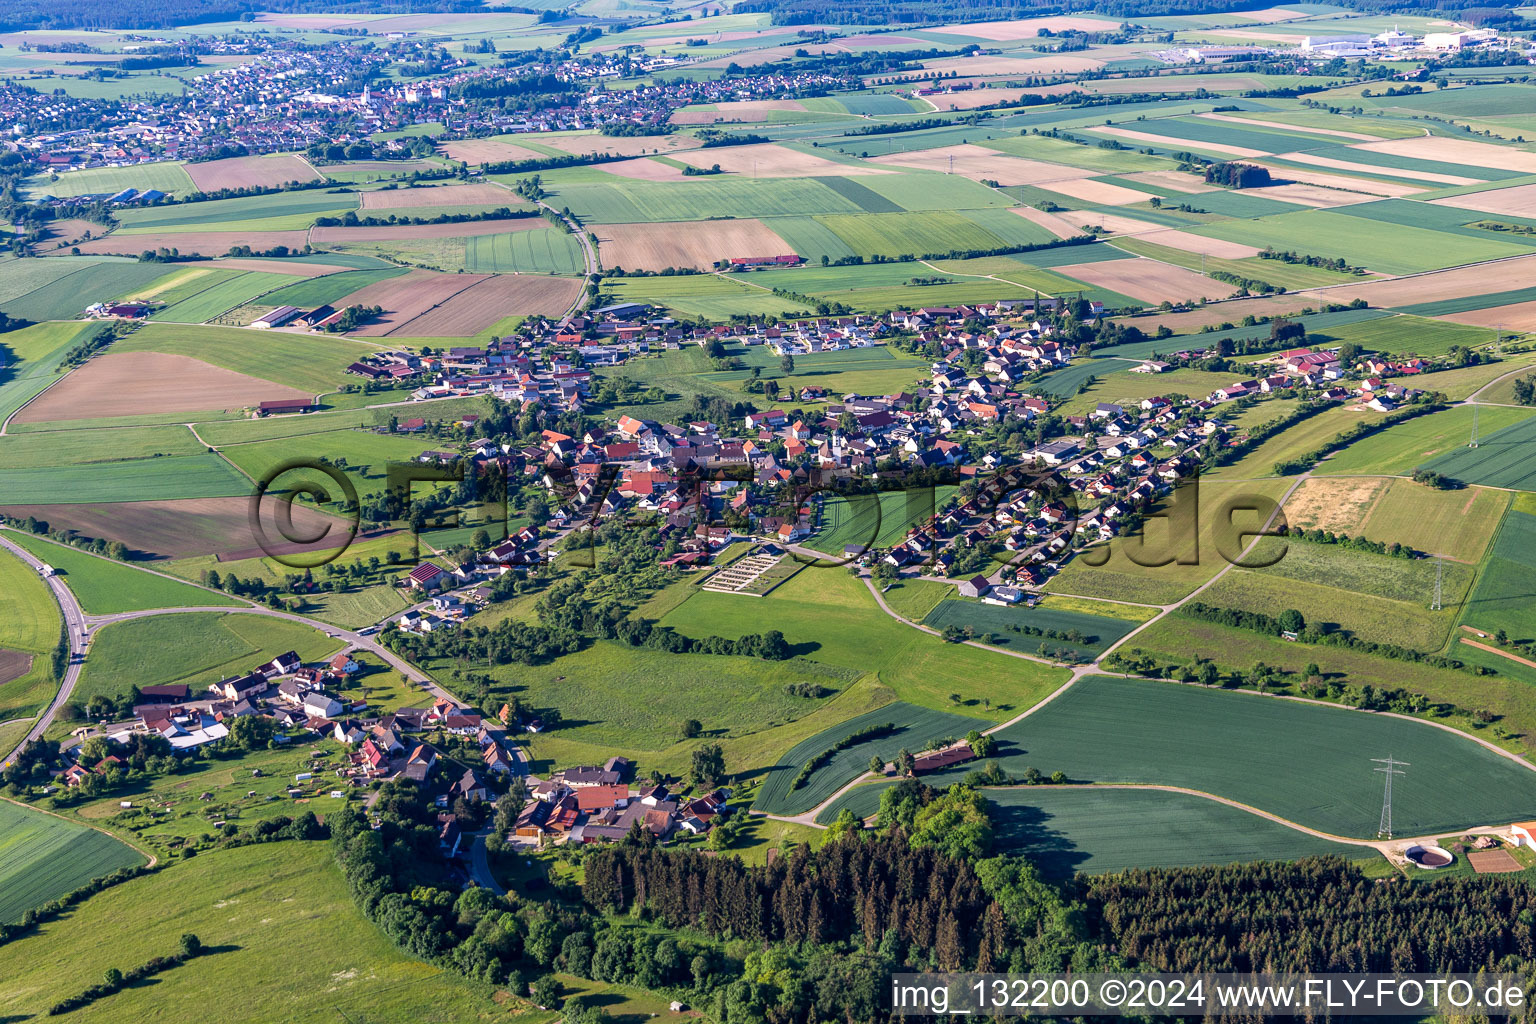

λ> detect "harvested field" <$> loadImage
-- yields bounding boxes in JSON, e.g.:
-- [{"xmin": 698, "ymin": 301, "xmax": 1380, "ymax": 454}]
[
  {"xmin": 928, "ymin": 15, "xmax": 1117, "ymax": 39},
  {"xmin": 1055, "ymin": 257, "xmax": 1218, "ymax": 304},
  {"xmin": 76, "ymin": 230, "xmax": 310, "ymax": 257},
  {"xmin": 1112, "ymin": 293, "xmax": 1317, "ymax": 333},
  {"xmin": 670, "ymin": 100, "xmax": 807, "ymax": 125},
  {"xmin": 0, "ymin": 498, "xmax": 355, "ymax": 561},
  {"xmin": 1246, "ymin": 183, "xmax": 1369, "ymax": 208},
  {"xmin": 1119, "ymin": 170, "xmax": 1215, "ymax": 193},
  {"xmin": 1198, "ymin": 111, "xmax": 1380, "ymax": 142},
  {"xmin": 597, "ymin": 158, "xmax": 691, "ymax": 183},
  {"xmin": 322, "ymin": 159, "xmax": 439, "ymax": 176},
  {"xmin": 1278, "ymin": 151, "xmax": 1478, "ymax": 187},
  {"xmin": 1091, "ymin": 125, "xmax": 1266, "ymax": 158},
  {"xmin": 341, "ymin": 269, "xmax": 484, "ymax": 336},
  {"xmin": 1281, "ymin": 476, "xmax": 1388, "ymax": 533},
  {"xmin": 923, "ymin": 87, "xmax": 1039, "ymax": 111},
  {"xmin": 538, "ymin": 133, "xmax": 702, "ymax": 158},
  {"xmin": 1431, "ymin": 183, "xmax": 1536, "ymax": 217},
  {"xmin": 870, "ymin": 145, "xmax": 1089, "ymax": 185},
  {"xmin": 37, "ymin": 218, "xmax": 97, "ymax": 250},
  {"xmin": 359, "ymin": 183, "xmax": 513, "ymax": 209},
  {"xmin": 1130, "ymin": 228, "xmax": 1260, "ymax": 258},
  {"xmin": 673, "ymin": 143, "xmax": 888, "ymax": 178},
  {"xmin": 1350, "ymin": 136, "xmax": 1536, "ymax": 176},
  {"xmin": 382, "ymin": 274, "xmax": 580, "ymax": 336},
  {"xmin": 1256, "ymin": 162, "xmax": 1420, "ymax": 197},
  {"xmin": 921, "ymin": 54, "xmax": 1104, "ymax": 76},
  {"xmin": 1040, "ymin": 176, "xmax": 1157, "ymax": 205},
  {"xmin": 1437, "ymin": 300, "xmax": 1536, "ymax": 332},
  {"xmin": 1011, "ymin": 205, "xmax": 1086, "ymax": 239},
  {"xmin": 595, "ymin": 219, "xmax": 793, "ymax": 272},
  {"xmin": 1309, "ymin": 255, "xmax": 1536, "ymax": 308},
  {"xmin": 14, "ymin": 352, "xmax": 311, "ymax": 423},
  {"xmin": 310, "ymin": 217, "xmax": 545, "ymax": 243},
  {"xmin": 184, "ymin": 154, "xmax": 319, "ymax": 191},
  {"xmin": 1055, "ymin": 209, "xmax": 1167, "ymax": 235},
  {"xmin": 0, "ymin": 648, "xmax": 32, "ymax": 687},
  {"xmin": 438, "ymin": 138, "xmax": 546, "ymax": 164},
  {"xmin": 1468, "ymin": 849, "xmax": 1523, "ymax": 873}
]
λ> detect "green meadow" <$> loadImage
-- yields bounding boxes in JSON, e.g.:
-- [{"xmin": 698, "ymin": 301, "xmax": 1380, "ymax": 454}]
[{"xmin": 3, "ymin": 533, "xmax": 240, "ymax": 616}]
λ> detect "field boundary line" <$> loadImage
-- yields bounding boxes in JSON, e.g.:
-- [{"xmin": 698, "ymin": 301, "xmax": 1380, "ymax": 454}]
[
  {"xmin": 0, "ymin": 792, "xmax": 158, "ymax": 869},
  {"xmin": 1460, "ymin": 636, "xmax": 1536, "ymax": 670},
  {"xmin": 1, "ymin": 362, "xmax": 79, "ymax": 437}
]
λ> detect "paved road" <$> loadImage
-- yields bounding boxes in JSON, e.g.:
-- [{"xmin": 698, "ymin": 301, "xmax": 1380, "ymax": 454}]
[
  {"xmin": 0, "ymin": 533, "xmax": 89, "ymax": 765},
  {"xmin": 468, "ymin": 832, "xmax": 506, "ymax": 894}
]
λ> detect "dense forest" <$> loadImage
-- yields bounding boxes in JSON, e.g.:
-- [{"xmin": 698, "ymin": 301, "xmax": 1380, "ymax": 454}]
[
  {"xmin": 1084, "ymin": 858, "xmax": 1536, "ymax": 974},
  {"xmin": 0, "ymin": 0, "xmax": 514, "ymax": 32},
  {"xmin": 737, "ymin": 0, "xmax": 1521, "ymax": 26}
]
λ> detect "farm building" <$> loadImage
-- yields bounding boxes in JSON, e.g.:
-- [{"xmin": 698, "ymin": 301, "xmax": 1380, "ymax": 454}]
[
  {"xmin": 912, "ymin": 743, "xmax": 976, "ymax": 775},
  {"xmin": 1511, "ymin": 822, "xmax": 1536, "ymax": 848},
  {"xmin": 252, "ymin": 306, "xmax": 303, "ymax": 329},
  {"xmin": 258, "ymin": 399, "xmax": 316, "ymax": 416},
  {"xmin": 957, "ymin": 575, "xmax": 991, "ymax": 598},
  {"xmin": 729, "ymin": 255, "xmax": 804, "ymax": 268}
]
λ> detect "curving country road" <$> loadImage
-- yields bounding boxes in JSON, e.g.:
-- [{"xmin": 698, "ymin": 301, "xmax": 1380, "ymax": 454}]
[
  {"xmin": 0, "ymin": 526, "xmax": 469, "ymax": 766},
  {"xmin": 0, "ymin": 532, "xmax": 90, "ymax": 764}
]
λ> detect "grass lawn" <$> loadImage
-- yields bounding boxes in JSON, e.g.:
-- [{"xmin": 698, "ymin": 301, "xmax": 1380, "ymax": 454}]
[
  {"xmin": 0, "ymin": 800, "xmax": 145, "ymax": 924},
  {"xmin": 114, "ymin": 322, "xmax": 382, "ymax": 393},
  {"xmin": 1201, "ymin": 561, "xmax": 1461, "ymax": 652},
  {"xmin": 1352, "ymin": 479, "xmax": 1509, "ymax": 564},
  {"xmin": 1051, "ymin": 365, "xmax": 1241, "ymax": 417},
  {"xmin": 661, "ymin": 568, "xmax": 1070, "ymax": 720},
  {"xmin": 1189, "ymin": 209, "xmax": 1536, "ymax": 276},
  {"xmin": 0, "ymin": 321, "xmax": 106, "ymax": 424},
  {"xmin": 23, "ymin": 162, "xmax": 197, "ymax": 199},
  {"xmin": 606, "ymin": 274, "xmax": 809, "ymax": 319},
  {"xmin": 1421, "ymin": 413, "xmax": 1536, "ymax": 492},
  {"xmin": 0, "ymin": 841, "xmax": 513, "ymax": 1023},
  {"xmin": 0, "ymin": 543, "xmax": 62, "ymax": 655},
  {"xmin": 1126, "ymin": 614, "xmax": 1536, "ymax": 755},
  {"xmin": 1204, "ymin": 405, "xmax": 1363, "ymax": 480},
  {"xmin": 804, "ymin": 486, "xmax": 958, "ymax": 555},
  {"xmin": 921, "ymin": 599, "xmax": 1142, "ymax": 659},
  {"xmin": 752, "ymin": 702, "xmax": 987, "ymax": 815},
  {"xmin": 0, "ymin": 456, "xmax": 251, "ymax": 506},
  {"xmin": 433, "ymin": 637, "xmax": 859, "ymax": 778},
  {"xmin": 878, "ymin": 578, "xmax": 953, "ymax": 621},
  {"xmin": 74, "ymin": 612, "xmax": 343, "ymax": 709},
  {"xmin": 1314, "ymin": 314, "xmax": 1497, "ymax": 359},
  {"xmin": 1044, "ymin": 478, "xmax": 1294, "ymax": 605},
  {"xmin": 1458, "ymin": 510, "xmax": 1536, "ymax": 644},
  {"xmin": 922, "ymin": 674, "xmax": 1536, "ymax": 838},
  {"xmin": 982, "ymin": 786, "xmax": 1360, "ymax": 876},
  {"xmin": 1318, "ymin": 404, "xmax": 1535, "ymax": 477},
  {"xmin": 4, "ymin": 533, "xmax": 239, "ymax": 616}
]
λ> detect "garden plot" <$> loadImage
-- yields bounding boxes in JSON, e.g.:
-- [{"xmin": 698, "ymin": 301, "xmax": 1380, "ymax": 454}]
[{"xmin": 702, "ymin": 552, "xmax": 795, "ymax": 594}]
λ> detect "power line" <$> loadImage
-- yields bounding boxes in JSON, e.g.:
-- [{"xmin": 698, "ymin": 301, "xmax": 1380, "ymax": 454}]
[
  {"xmin": 1373, "ymin": 755, "xmax": 1409, "ymax": 839},
  {"xmin": 1470, "ymin": 402, "xmax": 1480, "ymax": 448},
  {"xmin": 1431, "ymin": 556, "xmax": 1443, "ymax": 612}
]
